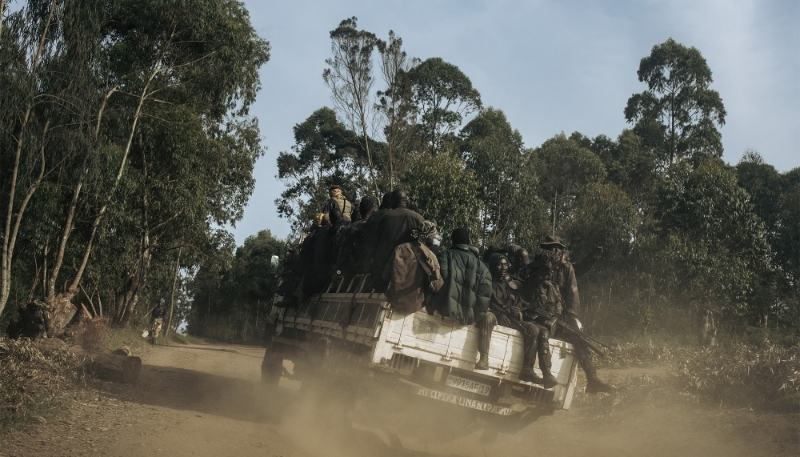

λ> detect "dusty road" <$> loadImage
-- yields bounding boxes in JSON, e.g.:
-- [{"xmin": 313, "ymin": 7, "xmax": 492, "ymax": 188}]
[{"xmin": 1, "ymin": 342, "xmax": 797, "ymax": 457}]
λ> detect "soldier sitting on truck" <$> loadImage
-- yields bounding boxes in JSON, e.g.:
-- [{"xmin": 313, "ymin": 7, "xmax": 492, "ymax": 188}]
[
  {"xmin": 360, "ymin": 192, "xmax": 392, "ymax": 275},
  {"xmin": 383, "ymin": 221, "xmax": 444, "ymax": 314},
  {"xmin": 369, "ymin": 189, "xmax": 424, "ymax": 292},
  {"xmin": 334, "ymin": 196, "xmax": 375, "ymax": 279},
  {"xmin": 483, "ymin": 254, "xmax": 558, "ymax": 387},
  {"xmin": 522, "ymin": 236, "xmax": 612, "ymax": 393},
  {"xmin": 427, "ymin": 228, "xmax": 494, "ymax": 371}
]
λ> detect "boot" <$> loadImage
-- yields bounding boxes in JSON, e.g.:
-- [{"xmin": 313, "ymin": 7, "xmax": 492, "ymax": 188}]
[
  {"xmin": 540, "ymin": 367, "xmax": 558, "ymax": 389},
  {"xmin": 586, "ymin": 378, "xmax": 613, "ymax": 393},
  {"xmin": 475, "ymin": 353, "xmax": 489, "ymax": 370},
  {"xmin": 518, "ymin": 365, "xmax": 544, "ymax": 384},
  {"xmin": 577, "ymin": 344, "xmax": 614, "ymax": 393},
  {"xmin": 536, "ymin": 336, "xmax": 558, "ymax": 388}
]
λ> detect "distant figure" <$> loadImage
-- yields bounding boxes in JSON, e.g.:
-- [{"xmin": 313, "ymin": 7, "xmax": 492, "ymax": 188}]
[
  {"xmin": 370, "ymin": 189, "xmax": 424, "ymax": 291},
  {"xmin": 428, "ymin": 228, "xmax": 493, "ymax": 370},
  {"xmin": 322, "ymin": 184, "xmax": 353, "ymax": 222},
  {"xmin": 150, "ymin": 298, "xmax": 167, "ymax": 345}
]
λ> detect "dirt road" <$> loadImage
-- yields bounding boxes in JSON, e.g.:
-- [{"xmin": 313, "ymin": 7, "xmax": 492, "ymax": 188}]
[{"xmin": 1, "ymin": 342, "xmax": 797, "ymax": 456}]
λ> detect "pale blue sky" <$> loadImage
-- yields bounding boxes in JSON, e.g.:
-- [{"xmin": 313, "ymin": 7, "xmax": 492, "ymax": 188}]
[
  {"xmin": 234, "ymin": 0, "xmax": 799, "ymax": 243},
  {"xmin": 11, "ymin": 0, "xmax": 796, "ymax": 242}
]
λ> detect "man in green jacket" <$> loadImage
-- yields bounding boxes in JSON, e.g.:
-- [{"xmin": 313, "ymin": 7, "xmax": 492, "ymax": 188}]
[{"xmin": 429, "ymin": 228, "xmax": 493, "ymax": 370}]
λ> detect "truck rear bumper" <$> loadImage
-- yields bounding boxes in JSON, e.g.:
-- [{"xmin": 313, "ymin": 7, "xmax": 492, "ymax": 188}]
[{"xmin": 397, "ymin": 378, "xmax": 524, "ymax": 416}]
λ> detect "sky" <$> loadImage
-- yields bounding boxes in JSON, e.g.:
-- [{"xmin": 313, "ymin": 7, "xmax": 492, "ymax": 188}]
[{"xmin": 228, "ymin": 0, "xmax": 799, "ymax": 243}]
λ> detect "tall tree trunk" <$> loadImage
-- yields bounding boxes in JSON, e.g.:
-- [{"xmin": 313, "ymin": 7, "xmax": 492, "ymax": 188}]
[{"xmin": 0, "ymin": 0, "xmax": 56, "ymax": 317}]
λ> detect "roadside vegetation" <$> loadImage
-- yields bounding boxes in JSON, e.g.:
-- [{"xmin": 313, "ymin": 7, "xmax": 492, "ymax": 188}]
[{"xmin": 0, "ymin": 339, "xmax": 85, "ymax": 432}]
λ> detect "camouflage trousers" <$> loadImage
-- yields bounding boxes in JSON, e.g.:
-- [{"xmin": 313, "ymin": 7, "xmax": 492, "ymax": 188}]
[
  {"xmin": 151, "ymin": 318, "xmax": 163, "ymax": 344},
  {"xmin": 476, "ymin": 312, "xmax": 541, "ymax": 368}
]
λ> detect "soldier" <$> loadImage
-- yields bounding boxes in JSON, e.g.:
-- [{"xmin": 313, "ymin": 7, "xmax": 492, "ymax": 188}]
[
  {"xmin": 483, "ymin": 254, "xmax": 557, "ymax": 387},
  {"xmin": 334, "ymin": 197, "xmax": 375, "ymax": 279},
  {"xmin": 428, "ymin": 228, "xmax": 493, "ymax": 371},
  {"xmin": 322, "ymin": 184, "xmax": 353, "ymax": 222},
  {"xmin": 523, "ymin": 235, "xmax": 612, "ymax": 393},
  {"xmin": 360, "ymin": 192, "xmax": 392, "ymax": 274},
  {"xmin": 369, "ymin": 189, "xmax": 424, "ymax": 292},
  {"xmin": 149, "ymin": 298, "xmax": 167, "ymax": 345}
]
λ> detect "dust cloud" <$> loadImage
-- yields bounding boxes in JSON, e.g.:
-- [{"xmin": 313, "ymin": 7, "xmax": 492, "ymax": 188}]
[{"xmin": 257, "ymin": 367, "xmax": 797, "ymax": 457}]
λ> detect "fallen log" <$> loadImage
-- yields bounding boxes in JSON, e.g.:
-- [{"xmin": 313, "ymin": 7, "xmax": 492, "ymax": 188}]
[
  {"xmin": 83, "ymin": 351, "xmax": 142, "ymax": 384},
  {"xmin": 35, "ymin": 339, "xmax": 142, "ymax": 384}
]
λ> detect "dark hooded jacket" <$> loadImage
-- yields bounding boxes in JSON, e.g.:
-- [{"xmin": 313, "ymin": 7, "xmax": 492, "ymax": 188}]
[{"xmin": 428, "ymin": 244, "xmax": 492, "ymax": 325}]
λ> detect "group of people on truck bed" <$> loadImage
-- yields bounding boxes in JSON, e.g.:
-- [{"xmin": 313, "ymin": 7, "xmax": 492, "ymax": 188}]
[{"xmin": 277, "ymin": 186, "xmax": 612, "ymax": 394}]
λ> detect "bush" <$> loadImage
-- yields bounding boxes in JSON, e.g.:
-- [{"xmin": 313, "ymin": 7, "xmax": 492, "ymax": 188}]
[
  {"xmin": 676, "ymin": 342, "xmax": 800, "ymax": 412},
  {"xmin": 0, "ymin": 339, "xmax": 85, "ymax": 431}
]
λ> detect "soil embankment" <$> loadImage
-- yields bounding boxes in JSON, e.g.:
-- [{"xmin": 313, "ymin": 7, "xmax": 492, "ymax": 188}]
[{"xmin": 1, "ymin": 342, "xmax": 797, "ymax": 456}]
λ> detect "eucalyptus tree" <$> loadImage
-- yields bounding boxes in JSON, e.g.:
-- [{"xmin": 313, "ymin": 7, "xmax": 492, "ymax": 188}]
[
  {"xmin": 460, "ymin": 108, "xmax": 545, "ymax": 246},
  {"xmin": 376, "ymin": 31, "xmax": 419, "ymax": 187},
  {"xmin": 1, "ymin": 0, "xmax": 269, "ymax": 332},
  {"xmin": 323, "ymin": 17, "xmax": 381, "ymax": 198},
  {"xmin": 653, "ymin": 158, "xmax": 769, "ymax": 344},
  {"xmin": 407, "ymin": 57, "xmax": 482, "ymax": 154},
  {"xmin": 624, "ymin": 38, "xmax": 726, "ymax": 166},
  {"xmin": 532, "ymin": 133, "xmax": 606, "ymax": 235},
  {"xmin": 276, "ymin": 107, "xmax": 381, "ymax": 231},
  {"xmin": 399, "ymin": 148, "xmax": 481, "ymax": 243},
  {"xmin": 0, "ymin": 0, "xmax": 69, "ymax": 319}
]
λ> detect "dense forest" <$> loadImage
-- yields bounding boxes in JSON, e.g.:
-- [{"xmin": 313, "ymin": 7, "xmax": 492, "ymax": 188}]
[
  {"xmin": 0, "ymin": 0, "xmax": 270, "ymax": 336},
  {"xmin": 2, "ymin": 6, "xmax": 797, "ymax": 343}
]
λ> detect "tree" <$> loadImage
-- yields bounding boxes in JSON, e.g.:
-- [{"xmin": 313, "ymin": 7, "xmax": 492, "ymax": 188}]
[
  {"xmin": 400, "ymin": 149, "xmax": 481, "ymax": 242},
  {"xmin": 408, "ymin": 57, "xmax": 481, "ymax": 154},
  {"xmin": 532, "ymin": 134, "xmax": 606, "ymax": 235},
  {"xmin": 460, "ymin": 108, "xmax": 546, "ymax": 246},
  {"xmin": 376, "ymin": 31, "xmax": 419, "ymax": 187},
  {"xmin": 624, "ymin": 38, "xmax": 726, "ymax": 166},
  {"xmin": 653, "ymin": 158, "xmax": 769, "ymax": 344},
  {"xmin": 276, "ymin": 107, "xmax": 381, "ymax": 231},
  {"xmin": 323, "ymin": 17, "xmax": 381, "ymax": 198},
  {"xmin": 0, "ymin": 0, "xmax": 269, "ymax": 331}
]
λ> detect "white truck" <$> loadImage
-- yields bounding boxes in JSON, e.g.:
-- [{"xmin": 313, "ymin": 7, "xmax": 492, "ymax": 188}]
[{"xmin": 261, "ymin": 275, "xmax": 579, "ymax": 441}]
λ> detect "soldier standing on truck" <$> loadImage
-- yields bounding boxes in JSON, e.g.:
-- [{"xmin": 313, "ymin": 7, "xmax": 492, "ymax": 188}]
[
  {"xmin": 525, "ymin": 236, "xmax": 612, "ymax": 393},
  {"xmin": 428, "ymin": 228, "xmax": 494, "ymax": 370},
  {"xmin": 484, "ymin": 253, "xmax": 558, "ymax": 387}
]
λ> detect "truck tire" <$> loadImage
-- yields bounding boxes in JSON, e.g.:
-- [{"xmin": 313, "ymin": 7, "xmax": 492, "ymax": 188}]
[{"xmin": 261, "ymin": 344, "xmax": 283, "ymax": 386}]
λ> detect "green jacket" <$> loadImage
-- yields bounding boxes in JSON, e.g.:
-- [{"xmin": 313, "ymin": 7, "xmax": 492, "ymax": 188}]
[{"xmin": 430, "ymin": 244, "xmax": 492, "ymax": 325}]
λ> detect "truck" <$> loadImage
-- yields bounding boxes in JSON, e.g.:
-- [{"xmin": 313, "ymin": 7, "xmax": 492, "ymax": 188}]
[{"xmin": 261, "ymin": 274, "xmax": 579, "ymax": 447}]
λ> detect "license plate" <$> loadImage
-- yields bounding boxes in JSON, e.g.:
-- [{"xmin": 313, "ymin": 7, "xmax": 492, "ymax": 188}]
[{"xmin": 445, "ymin": 375, "xmax": 491, "ymax": 396}]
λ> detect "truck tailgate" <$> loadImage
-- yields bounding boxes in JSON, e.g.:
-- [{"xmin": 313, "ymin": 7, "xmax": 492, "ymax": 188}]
[{"xmin": 372, "ymin": 309, "xmax": 579, "ymax": 409}]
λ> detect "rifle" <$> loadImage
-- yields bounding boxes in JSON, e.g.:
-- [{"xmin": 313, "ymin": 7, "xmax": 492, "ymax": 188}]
[
  {"xmin": 487, "ymin": 301, "xmax": 532, "ymax": 339},
  {"xmin": 524, "ymin": 307, "xmax": 609, "ymax": 358}
]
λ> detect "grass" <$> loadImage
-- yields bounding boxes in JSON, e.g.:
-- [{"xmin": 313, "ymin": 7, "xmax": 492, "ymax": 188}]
[
  {"xmin": 0, "ymin": 339, "xmax": 86, "ymax": 433},
  {"xmin": 575, "ymin": 328, "xmax": 800, "ymax": 417}
]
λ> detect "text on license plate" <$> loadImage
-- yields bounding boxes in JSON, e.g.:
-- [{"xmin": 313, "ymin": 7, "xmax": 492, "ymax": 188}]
[{"xmin": 445, "ymin": 375, "xmax": 491, "ymax": 396}]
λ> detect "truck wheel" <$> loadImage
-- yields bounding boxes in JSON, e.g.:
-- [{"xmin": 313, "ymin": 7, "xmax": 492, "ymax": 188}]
[{"xmin": 261, "ymin": 346, "xmax": 283, "ymax": 386}]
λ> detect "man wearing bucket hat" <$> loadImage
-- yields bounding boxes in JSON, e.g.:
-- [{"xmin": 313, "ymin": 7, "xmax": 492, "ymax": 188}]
[{"xmin": 524, "ymin": 235, "xmax": 613, "ymax": 393}]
